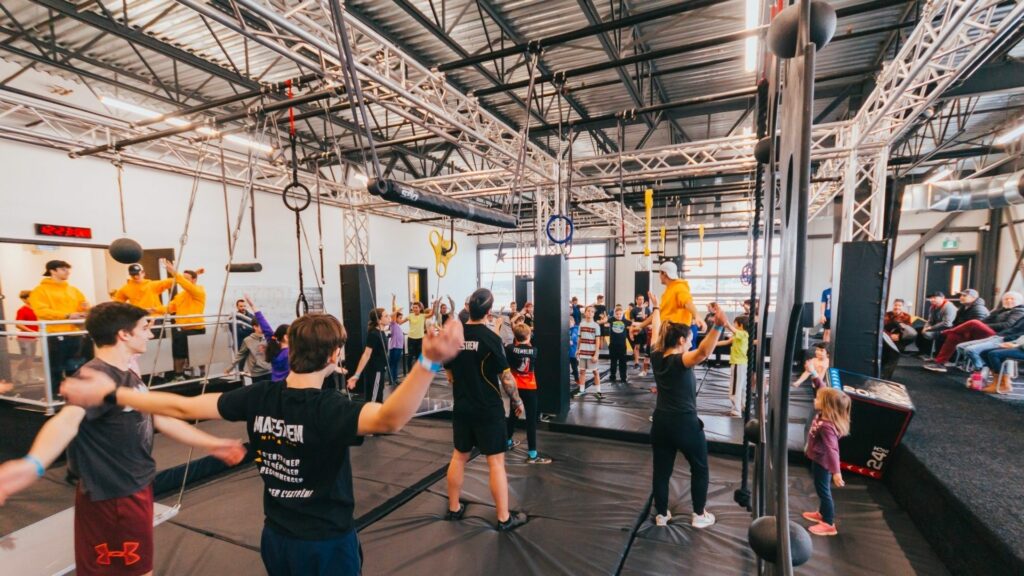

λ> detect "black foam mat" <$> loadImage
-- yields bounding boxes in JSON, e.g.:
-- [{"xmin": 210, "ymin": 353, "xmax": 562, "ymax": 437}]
[
  {"xmin": 0, "ymin": 419, "xmax": 248, "ymax": 536},
  {"xmin": 622, "ymin": 454, "xmax": 948, "ymax": 575},
  {"xmin": 154, "ymin": 521, "xmax": 266, "ymax": 574},
  {"xmin": 357, "ymin": 430, "xmax": 653, "ymax": 576},
  {"xmin": 0, "ymin": 475, "xmax": 74, "ymax": 536},
  {"xmin": 161, "ymin": 418, "xmax": 457, "ymax": 549}
]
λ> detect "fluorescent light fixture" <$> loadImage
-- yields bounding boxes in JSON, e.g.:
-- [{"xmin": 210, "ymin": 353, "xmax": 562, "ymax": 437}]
[
  {"xmin": 101, "ymin": 96, "xmax": 162, "ymax": 119},
  {"xmin": 351, "ymin": 172, "xmax": 368, "ymax": 187},
  {"xmin": 994, "ymin": 120, "xmax": 1024, "ymax": 145},
  {"xmin": 100, "ymin": 95, "xmax": 272, "ymax": 154},
  {"xmin": 925, "ymin": 167, "xmax": 952, "ymax": 184},
  {"xmin": 745, "ymin": 0, "xmax": 760, "ymax": 72},
  {"xmin": 225, "ymin": 134, "xmax": 274, "ymax": 154}
]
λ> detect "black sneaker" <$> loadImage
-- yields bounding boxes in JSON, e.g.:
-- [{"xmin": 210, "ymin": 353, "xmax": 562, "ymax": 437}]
[
  {"xmin": 444, "ymin": 503, "xmax": 466, "ymax": 521},
  {"xmin": 594, "ymin": 392, "xmax": 605, "ymax": 400},
  {"xmin": 526, "ymin": 455, "xmax": 552, "ymax": 464},
  {"xmin": 496, "ymin": 511, "xmax": 528, "ymax": 532}
]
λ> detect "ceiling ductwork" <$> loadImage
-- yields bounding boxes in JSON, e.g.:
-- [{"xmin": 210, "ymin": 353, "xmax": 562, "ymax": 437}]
[{"xmin": 903, "ymin": 171, "xmax": 1024, "ymax": 212}]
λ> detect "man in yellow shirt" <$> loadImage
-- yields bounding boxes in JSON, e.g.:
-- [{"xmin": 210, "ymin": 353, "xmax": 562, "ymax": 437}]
[
  {"xmin": 113, "ymin": 264, "xmax": 174, "ymax": 314},
  {"xmin": 164, "ymin": 259, "xmax": 206, "ymax": 379},
  {"xmin": 29, "ymin": 260, "xmax": 90, "ymax": 396},
  {"xmin": 632, "ymin": 261, "xmax": 705, "ymax": 348}
]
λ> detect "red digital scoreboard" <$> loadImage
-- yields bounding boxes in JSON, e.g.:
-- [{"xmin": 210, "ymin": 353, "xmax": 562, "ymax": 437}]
[{"xmin": 35, "ymin": 223, "xmax": 93, "ymax": 239}]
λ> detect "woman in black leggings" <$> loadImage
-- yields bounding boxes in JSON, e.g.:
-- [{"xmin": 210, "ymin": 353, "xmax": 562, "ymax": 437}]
[{"xmin": 648, "ymin": 293, "xmax": 727, "ymax": 529}]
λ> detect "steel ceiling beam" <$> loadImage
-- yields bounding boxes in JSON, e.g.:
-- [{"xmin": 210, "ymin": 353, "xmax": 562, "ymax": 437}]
[{"xmin": 28, "ymin": 0, "xmax": 261, "ymax": 92}]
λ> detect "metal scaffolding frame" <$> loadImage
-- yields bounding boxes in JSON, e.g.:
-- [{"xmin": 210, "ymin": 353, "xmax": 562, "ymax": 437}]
[{"xmin": 0, "ymin": 0, "xmax": 1020, "ymax": 240}]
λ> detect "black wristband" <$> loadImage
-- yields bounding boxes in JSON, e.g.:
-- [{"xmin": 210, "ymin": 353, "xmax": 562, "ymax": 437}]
[{"xmin": 102, "ymin": 389, "xmax": 118, "ymax": 406}]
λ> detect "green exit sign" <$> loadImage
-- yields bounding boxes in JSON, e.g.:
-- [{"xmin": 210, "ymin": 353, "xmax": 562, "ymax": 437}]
[{"xmin": 942, "ymin": 237, "xmax": 959, "ymax": 249}]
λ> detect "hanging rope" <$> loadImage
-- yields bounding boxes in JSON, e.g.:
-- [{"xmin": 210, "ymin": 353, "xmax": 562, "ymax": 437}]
[
  {"xmin": 114, "ymin": 158, "xmax": 128, "ymax": 235},
  {"xmin": 283, "ymin": 79, "xmax": 312, "ymax": 317}
]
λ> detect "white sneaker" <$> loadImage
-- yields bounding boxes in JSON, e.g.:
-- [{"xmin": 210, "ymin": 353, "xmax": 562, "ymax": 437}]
[
  {"xmin": 655, "ymin": 511, "xmax": 673, "ymax": 526},
  {"xmin": 691, "ymin": 511, "xmax": 716, "ymax": 529}
]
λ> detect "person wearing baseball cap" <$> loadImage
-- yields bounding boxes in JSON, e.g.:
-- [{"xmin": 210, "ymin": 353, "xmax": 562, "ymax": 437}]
[
  {"xmin": 113, "ymin": 264, "xmax": 174, "ymax": 315},
  {"xmin": 29, "ymin": 259, "xmax": 90, "ymax": 395},
  {"xmin": 630, "ymin": 260, "xmax": 705, "ymax": 351}
]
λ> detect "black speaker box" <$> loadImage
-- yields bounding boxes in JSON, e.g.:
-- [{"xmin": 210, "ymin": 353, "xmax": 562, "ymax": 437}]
[
  {"xmin": 533, "ymin": 255, "xmax": 569, "ymax": 417},
  {"xmin": 340, "ymin": 264, "xmax": 376, "ymax": 375},
  {"xmin": 634, "ymin": 271, "xmax": 651, "ymax": 303},
  {"xmin": 831, "ymin": 241, "xmax": 891, "ymax": 378},
  {"xmin": 829, "ymin": 370, "xmax": 914, "ymax": 479}
]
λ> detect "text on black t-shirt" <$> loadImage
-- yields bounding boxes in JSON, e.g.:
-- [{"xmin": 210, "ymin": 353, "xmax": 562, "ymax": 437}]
[
  {"xmin": 217, "ymin": 382, "xmax": 365, "ymax": 539},
  {"xmin": 444, "ymin": 323, "xmax": 510, "ymax": 421}
]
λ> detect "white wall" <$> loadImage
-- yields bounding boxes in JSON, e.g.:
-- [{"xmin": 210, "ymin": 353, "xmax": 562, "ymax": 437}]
[{"xmin": 0, "ymin": 140, "xmax": 477, "ymax": 324}]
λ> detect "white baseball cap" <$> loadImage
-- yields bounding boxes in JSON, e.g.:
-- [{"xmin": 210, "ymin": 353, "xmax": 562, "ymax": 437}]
[{"xmin": 659, "ymin": 261, "xmax": 679, "ymax": 280}]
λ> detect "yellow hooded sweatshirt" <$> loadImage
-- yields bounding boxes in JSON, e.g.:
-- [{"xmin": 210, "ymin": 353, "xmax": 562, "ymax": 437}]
[
  {"xmin": 114, "ymin": 278, "xmax": 174, "ymax": 314},
  {"xmin": 29, "ymin": 278, "xmax": 88, "ymax": 333},
  {"xmin": 168, "ymin": 274, "xmax": 206, "ymax": 329}
]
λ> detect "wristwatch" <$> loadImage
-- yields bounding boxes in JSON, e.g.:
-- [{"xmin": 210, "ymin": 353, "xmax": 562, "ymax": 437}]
[{"xmin": 102, "ymin": 388, "xmax": 118, "ymax": 406}]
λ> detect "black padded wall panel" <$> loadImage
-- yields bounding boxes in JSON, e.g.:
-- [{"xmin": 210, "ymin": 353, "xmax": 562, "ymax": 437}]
[
  {"xmin": 340, "ymin": 264, "xmax": 376, "ymax": 375},
  {"xmin": 831, "ymin": 242, "xmax": 890, "ymax": 377},
  {"xmin": 634, "ymin": 271, "xmax": 651, "ymax": 303},
  {"xmin": 533, "ymin": 255, "xmax": 569, "ymax": 417}
]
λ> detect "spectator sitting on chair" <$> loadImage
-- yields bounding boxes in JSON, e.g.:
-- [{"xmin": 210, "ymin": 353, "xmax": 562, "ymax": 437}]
[
  {"xmin": 922, "ymin": 291, "xmax": 1023, "ymax": 372},
  {"xmin": 884, "ymin": 299, "xmax": 916, "ymax": 352},
  {"xmin": 930, "ymin": 289, "xmax": 988, "ymax": 357},
  {"xmin": 915, "ymin": 292, "xmax": 956, "ymax": 359},
  {"xmin": 979, "ymin": 336, "xmax": 1023, "ymax": 395},
  {"xmin": 957, "ymin": 314, "xmax": 1024, "ymax": 378}
]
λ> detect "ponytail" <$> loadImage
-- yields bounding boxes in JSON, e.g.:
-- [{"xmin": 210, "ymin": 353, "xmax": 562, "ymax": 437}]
[
  {"xmin": 654, "ymin": 321, "xmax": 690, "ymax": 354},
  {"xmin": 367, "ymin": 308, "xmax": 385, "ymax": 332},
  {"xmin": 265, "ymin": 323, "xmax": 290, "ymax": 362}
]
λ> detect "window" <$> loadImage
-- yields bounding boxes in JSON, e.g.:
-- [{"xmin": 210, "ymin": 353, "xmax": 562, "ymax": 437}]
[
  {"xmin": 685, "ymin": 237, "xmax": 780, "ymax": 313},
  {"xmin": 478, "ymin": 243, "xmax": 607, "ymax": 306}
]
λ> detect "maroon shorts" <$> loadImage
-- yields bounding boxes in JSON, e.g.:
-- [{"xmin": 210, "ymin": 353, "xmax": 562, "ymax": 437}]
[{"xmin": 74, "ymin": 484, "xmax": 154, "ymax": 576}]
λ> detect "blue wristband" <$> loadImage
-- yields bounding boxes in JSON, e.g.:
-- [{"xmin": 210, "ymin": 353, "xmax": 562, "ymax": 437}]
[
  {"xmin": 418, "ymin": 354, "xmax": 444, "ymax": 373},
  {"xmin": 714, "ymin": 325, "xmax": 725, "ymax": 333},
  {"xmin": 24, "ymin": 455, "xmax": 45, "ymax": 478}
]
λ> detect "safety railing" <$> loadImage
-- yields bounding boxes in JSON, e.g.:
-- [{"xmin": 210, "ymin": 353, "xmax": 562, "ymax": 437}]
[{"xmin": 0, "ymin": 314, "xmax": 244, "ymax": 413}]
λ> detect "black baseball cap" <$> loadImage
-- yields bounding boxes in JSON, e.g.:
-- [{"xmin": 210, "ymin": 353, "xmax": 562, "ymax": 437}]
[
  {"xmin": 128, "ymin": 264, "xmax": 143, "ymax": 276},
  {"xmin": 43, "ymin": 260, "xmax": 71, "ymax": 276}
]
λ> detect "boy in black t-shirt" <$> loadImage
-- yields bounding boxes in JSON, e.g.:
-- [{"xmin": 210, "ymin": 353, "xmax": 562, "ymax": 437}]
[
  {"xmin": 60, "ymin": 312, "xmax": 466, "ymax": 576},
  {"xmin": 444, "ymin": 288, "xmax": 528, "ymax": 531},
  {"xmin": 0, "ymin": 302, "xmax": 245, "ymax": 576},
  {"xmin": 505, "ymin": 323, "xmax": 551, "ymax": 465},
  {"xmin": 609, "ymin": 305, "xmax": 632, "ymax": 384}
]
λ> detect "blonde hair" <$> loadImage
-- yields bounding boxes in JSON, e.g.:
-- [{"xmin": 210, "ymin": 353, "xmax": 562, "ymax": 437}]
[{"xmin": 816, "ymin": 387, "xmax": 851, "ymax": 437}]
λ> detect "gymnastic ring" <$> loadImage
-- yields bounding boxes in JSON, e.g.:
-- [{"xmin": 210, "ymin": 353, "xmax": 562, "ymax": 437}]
[
  {"xmin": 546, "ymin": 214, "xmax": 574, "ymax": 245},
  {"xmin": 282, "ymin": 181, "xmax": 312, "ymax": 213}
]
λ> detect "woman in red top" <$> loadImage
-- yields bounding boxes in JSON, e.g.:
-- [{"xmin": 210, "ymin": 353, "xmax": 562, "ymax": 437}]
[{"xmin": 16, "ymin": 290, "xmax": 39, "ymax": 381}]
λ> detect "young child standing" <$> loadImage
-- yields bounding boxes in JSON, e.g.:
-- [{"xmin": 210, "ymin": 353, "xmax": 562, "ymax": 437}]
[
  {"xmin": 803, "ymin": 387, "xmax": 851, "ymax": 536},
  {"xmin": 506, "ymin": 324, "xmax": 552, "ymax": 464},
  {"xmin": 576, "ymin": 306, "xmax": 602, "ymax": 399},
  {"xmin": 608, "ymin": 305, "xmax": 631, "ymax": 384},
  {"xmin": 568, "ymin": 315, "xmax": 580, "ymax": 384},
  {"xmin": 717, "ymin": 316, "xmax": 749, "ymax": 417}
]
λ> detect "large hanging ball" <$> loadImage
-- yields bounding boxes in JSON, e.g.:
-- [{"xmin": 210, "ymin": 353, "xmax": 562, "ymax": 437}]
[
  {"xmin": 744, "ymin": 418, "xmax": 761, "ymax": 443},
  {"xmin": 109, "ymin": 237, "xmax": 143, "ymax": 264},
  {"xmin": 754, "ymin": 137, "xmax": 773, "ymax": 164},
  {"xmin": 767, "ymin": 1, "xmax": 837, "ymax": 59},
  {"xmin": 748, "ymin": 516, "xmax": 813, "ymax": 566}
]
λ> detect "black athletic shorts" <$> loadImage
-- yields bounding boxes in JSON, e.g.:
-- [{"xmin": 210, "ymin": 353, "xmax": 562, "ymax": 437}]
[{"xmin": 452, "ymin": 415, "xmax": 506, "ymax": 456}]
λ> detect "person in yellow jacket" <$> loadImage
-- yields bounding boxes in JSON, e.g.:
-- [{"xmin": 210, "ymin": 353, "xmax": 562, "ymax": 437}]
[
  {"xmin": 113, "ymin": 264, "xmax": 174, "ymax": 314},
  {"xmin": 163, "ymin": 259, "xmax": 207, "ymax": 379},
  {"xmin": 29, "ymin": 260, "xmax": 90, "ymax": 395}
]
